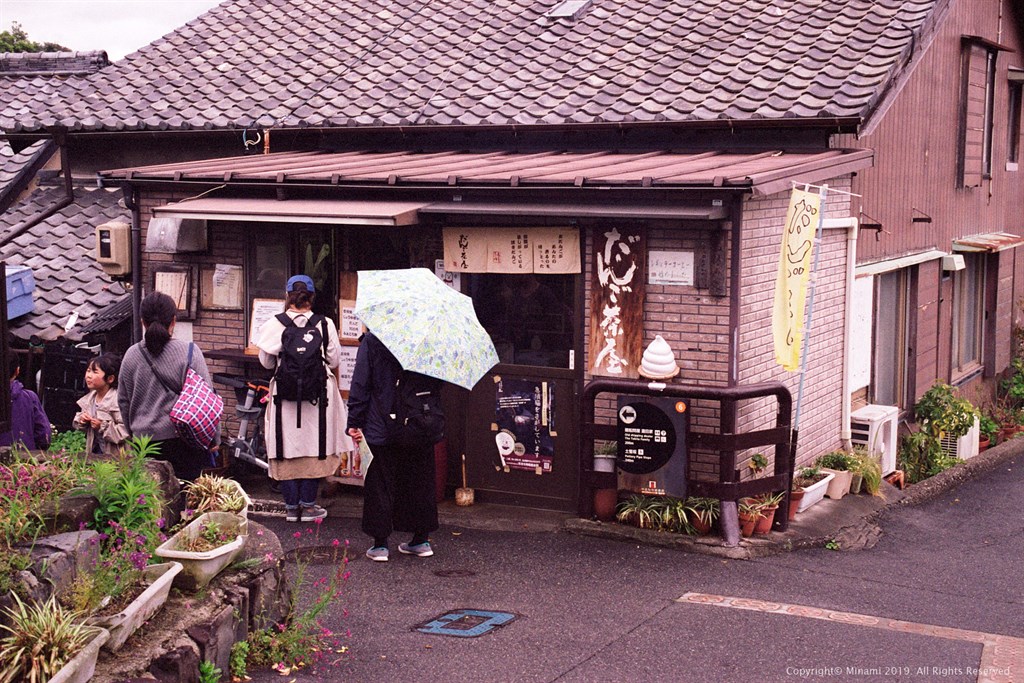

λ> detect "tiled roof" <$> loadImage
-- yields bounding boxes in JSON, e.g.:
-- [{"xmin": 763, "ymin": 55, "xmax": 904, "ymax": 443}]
[
  {"xmin": 1, "ymin": 0, "xmax": 938, "ymax": 134},
  {"xmin": 0, "ymin": 51, "xmax": 109, "ymax": 75},
  {"xmin": 0, "ymin": 140, "xmax": 53, "ymax": 211},
  {"xmin": 0, "ymin": 186, "xmax": 129, "ymax": 341}
]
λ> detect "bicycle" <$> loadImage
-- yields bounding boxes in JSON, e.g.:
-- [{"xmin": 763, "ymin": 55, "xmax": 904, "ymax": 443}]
[{"xmin": 213, "ymin": 373, "xmax": 271, "ymax": 471}]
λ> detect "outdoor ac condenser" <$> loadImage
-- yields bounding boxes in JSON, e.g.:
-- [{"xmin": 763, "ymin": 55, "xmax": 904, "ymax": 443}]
[
  {"xmin": 938, "ymin": 416, "xmax": 980, "ymax": 460},
  {"xmin": 849, "ymin": 404, "xmax": 899, "ymax": 475}
]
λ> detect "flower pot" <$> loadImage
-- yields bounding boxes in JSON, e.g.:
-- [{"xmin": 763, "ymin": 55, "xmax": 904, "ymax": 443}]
[
  {"xmin": 86, "ymin": 562, "xmax": 183, "ymax": 652},
  {"xmin": 593, "ymin": 453, "xmax": 617, "ymax": 473},
  {"xmin": 737, "ymin": 511, "xmax": 758, "ymax": 537},
  {"xmin": 979, "ymin": 435, "xmax": 990, "ymax": 452},
  {"xmin": 155, "ymin": 512, "xmax": 247, "ymax": 591},
  {"xmin": 849, "ymin": 472, "xmax": 864, "ymax": 495},
  {"xmin": 822, "ymin": 469, "xmax": 852, "ymax": 499},
  {"xmin": 593, "ymin": 488, "xmax": 617, "ymax": 522},
  {"xmin": 691, "ymin": 515, "xmax": 713, "ymax": 535},
  {"xmin": 797, "ymin": 471, "xmax": 835, "ymax": 512},
  {"xmin": 753, "ymin": 505, "xmax": 777, "ymax": 534},
  {"xmin": 788, "ymin": 489, "xmax": 805, "ymax": 520},
  {"xmin": 49, "ymin": 627, "xmax": 109, "ymax": 683}
]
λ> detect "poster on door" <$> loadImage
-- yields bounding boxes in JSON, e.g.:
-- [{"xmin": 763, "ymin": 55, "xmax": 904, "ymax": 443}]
[{"xmin": 493, "ymin": 377, "xmax": 555, "ymax": 474}]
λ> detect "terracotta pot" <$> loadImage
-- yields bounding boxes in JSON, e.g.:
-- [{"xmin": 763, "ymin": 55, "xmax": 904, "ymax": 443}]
[
  {"xmin": 788, "ymin": 489, "xmax": 805, "ymax": 520},
  {"xmin": 593, "ymin": 489, "xmax": 617, "ymax": 522},
  {"xmin": 738, "ymin": 511, "xmax": 758, "ymax": 537},
  {"xmin": 691, "ymin": 515, "xmax": 713, "ymax": 535},
  {"xmin": 753, "ymin": 505, "xmax": 777, "ymax": 535},
  {"xmin": 979, "ymin": 435, "xmax": 990, "ymax": 452}
]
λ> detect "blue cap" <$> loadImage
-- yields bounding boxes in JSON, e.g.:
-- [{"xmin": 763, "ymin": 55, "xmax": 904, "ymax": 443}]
[{"xmin": 286, "ymin": 274, "xmax": 315, "ymax": 293}]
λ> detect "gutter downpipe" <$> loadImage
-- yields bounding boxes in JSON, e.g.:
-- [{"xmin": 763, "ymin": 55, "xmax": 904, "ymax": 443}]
[
  {"xmin": 121, "ymin": 184, "xmax": 142, "ymax": 344},
  {"xmin": 821, "ymin": 217, "xmax": 860, "ymax": 449}
]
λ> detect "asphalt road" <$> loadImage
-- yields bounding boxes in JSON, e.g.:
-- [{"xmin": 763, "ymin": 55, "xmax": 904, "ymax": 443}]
[{"xmin": 246, "ymin": 453, "xmax": 1022, "ymax": 683}]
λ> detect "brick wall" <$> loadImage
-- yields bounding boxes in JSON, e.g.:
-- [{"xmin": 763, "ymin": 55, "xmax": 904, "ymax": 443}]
[
  {"xmin": 735, "ymin": 180, "xmax": 854, "ymax": 473},
  {"xmin": 139, "ymin": 191, "xmax": 252, "ymax": 434}
]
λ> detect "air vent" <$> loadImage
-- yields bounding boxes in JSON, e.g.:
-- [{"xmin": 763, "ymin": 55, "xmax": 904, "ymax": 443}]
[{"xmin": 547, "ymin": 0, "xmax": 593, "ymax": 20}]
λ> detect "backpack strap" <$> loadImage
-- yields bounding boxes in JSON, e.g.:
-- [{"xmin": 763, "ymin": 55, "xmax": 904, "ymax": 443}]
[
  {"xmin": 311, "ymin": 314, "xmax": 329, "ymax": 460},
  {"xmin": 274, "ymin": 313, "xmax": 293, "ymax": 460}
]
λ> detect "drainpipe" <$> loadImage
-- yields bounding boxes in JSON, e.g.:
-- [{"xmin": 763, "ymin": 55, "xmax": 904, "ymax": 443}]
[
  {"xmin": 821, "ymin": 217, "xmax": 860, "ymax": 449},
  {"xmin": 121, "ymin": 184, "xmax": 142, "ymax": 343}
]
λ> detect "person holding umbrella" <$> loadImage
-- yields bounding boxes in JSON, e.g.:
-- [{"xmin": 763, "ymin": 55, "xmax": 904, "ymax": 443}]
[
  {"xmin": 347, "ymin": 330, "xmax": 440, "ymax": 561},
  {"xmin": 347, "ymin": 268, "xmax": 500, "ymax": 562}
]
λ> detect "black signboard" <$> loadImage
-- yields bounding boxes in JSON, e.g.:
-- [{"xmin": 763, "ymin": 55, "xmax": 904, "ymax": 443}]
[{"xmin": 616, "ymin": 396, "xmax": 688, "ymax": 498}]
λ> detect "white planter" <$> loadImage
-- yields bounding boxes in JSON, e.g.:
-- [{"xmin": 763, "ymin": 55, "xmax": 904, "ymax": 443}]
[
  {"xmin": 49, "ymin": 627, "xmax": 109, "ymax": 683},
  {"xmin": 155, "ymin": 512, "xmax": 247, "ymax": 591},
  {"xmin": 593, "ymin": 453, "xmax": 617, "ymax": 473},
  {"xmin": 86, "ymin": 561, "xmax": 183, "ymax": 652},
  {"xmin": 797, "ymin": 471, "xmax": 835, "ymax": 512},
  {"xmin": 822, "ymin": 468, "xmax": 853, "ymax": 500}
]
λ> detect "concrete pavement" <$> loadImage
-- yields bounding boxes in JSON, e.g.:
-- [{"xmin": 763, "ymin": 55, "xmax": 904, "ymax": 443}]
[{"xmin": 236, "ymin": 438, "xmax": 1024, "ymax": 682}]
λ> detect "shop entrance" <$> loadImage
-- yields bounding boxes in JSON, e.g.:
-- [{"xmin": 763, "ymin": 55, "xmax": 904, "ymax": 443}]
[{"xmin": 459, "ymin": 273, "xmax": 581, "ymax": 511}]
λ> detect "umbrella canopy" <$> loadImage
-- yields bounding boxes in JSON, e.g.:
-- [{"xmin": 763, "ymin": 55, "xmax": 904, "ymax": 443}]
[{"xmin": 354, "ymin": 268, "xmax": 500, "ymax": 390}]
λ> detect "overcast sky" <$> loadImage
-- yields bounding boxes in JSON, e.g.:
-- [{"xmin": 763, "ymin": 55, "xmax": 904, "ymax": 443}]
[{"xmin": 0, "ymin": 0, "xmax": 223, "ymax": 61}]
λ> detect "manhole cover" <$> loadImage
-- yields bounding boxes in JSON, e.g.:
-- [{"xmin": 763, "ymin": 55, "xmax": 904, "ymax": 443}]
[
  {"xmin": 416, "ymin": 609, "xmax": 517, "ymax": 638},
  {"xmin": 433, "ymin": 569, "xmax": 476, "ymax": 578},
  {"xmin": 283, "ymin": 545, "xmax": 341, "ymax": 565}
]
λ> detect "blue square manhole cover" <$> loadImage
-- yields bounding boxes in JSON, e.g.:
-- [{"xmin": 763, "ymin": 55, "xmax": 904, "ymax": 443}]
[{"xmin": 417, "ymin": 609, "xmax": 517, "ymax": 638}]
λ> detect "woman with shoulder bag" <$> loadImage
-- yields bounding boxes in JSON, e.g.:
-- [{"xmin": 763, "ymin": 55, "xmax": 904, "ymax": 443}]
[
  {"xmin": 254, "ymin": 274, "xmax": 354, "ymax": 523},
  {"xmin": 118, "ymin": 291, "xmax": 220, "ymax": 481}
]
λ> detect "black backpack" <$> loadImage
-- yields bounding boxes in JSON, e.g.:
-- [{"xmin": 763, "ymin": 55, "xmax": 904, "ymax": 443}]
[
  {"xmin": 387, "ymin": 371, "xmax": 445, "ymax": 445},
  {"xmin": 273, "ymin": 313, "xmax": 329, "ymax": 459}
]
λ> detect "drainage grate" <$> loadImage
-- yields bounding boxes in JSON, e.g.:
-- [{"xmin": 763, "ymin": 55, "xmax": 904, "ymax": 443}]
[
  {"xmin": 417, "ymin": 609, "xmax": 516, "ymax": 638},
  {"xmin": 283, "ymin": 545, "xmax": 343, "ymax": 565},
  {"xmin": 433, "ymin": 569, "xmax": 476, "ymax": 578}
]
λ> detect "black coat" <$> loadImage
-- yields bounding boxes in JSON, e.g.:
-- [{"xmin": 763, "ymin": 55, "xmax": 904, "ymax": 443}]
[{"xmin": 346, "ymin": 332, "xmax": 402, "ymax": 445}]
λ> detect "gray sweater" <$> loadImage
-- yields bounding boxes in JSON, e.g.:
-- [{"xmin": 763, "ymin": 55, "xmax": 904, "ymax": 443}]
[{"xmin": 118, "ymin": 339, "xmax": 217, "ymax": 443}]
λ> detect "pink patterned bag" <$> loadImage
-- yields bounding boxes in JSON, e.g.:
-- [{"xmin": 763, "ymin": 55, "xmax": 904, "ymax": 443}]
[{"xmin": 146, "ymin": 343, "xmax": 223, "ymax": 451}]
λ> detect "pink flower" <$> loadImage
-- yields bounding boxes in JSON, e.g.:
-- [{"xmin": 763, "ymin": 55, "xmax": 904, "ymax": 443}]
[
  {"xmin": 331, "ymin": 539, "xmax": 340, "ymax": 547},
  {"xmin": 293, "ymin": 531, "xmax": 302, "ymax": 538},
  {"xmin": 314, "ymin": 517, "xmax": 323, "ymax": 526},
  {"xmin": 264, "ymin": 552, "xmax": 275, "ymax": 562}
]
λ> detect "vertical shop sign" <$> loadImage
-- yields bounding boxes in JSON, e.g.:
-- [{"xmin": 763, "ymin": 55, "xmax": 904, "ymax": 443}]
[
  {"xmin": 589, "ymin": 226, "xmax": 645, "ymax": 378},
  {"xmin": 493, "ymin": 377, "xmax": 555, "ymax": 474}
]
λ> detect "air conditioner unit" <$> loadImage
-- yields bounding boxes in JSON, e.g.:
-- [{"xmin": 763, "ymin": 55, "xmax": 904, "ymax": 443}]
[
  {"xmin": 939, "ymin": 416, "xmax": 980, "ymax": 460},
  {"xmin": 850, "ymin": 404, "xmax": 899, "ymax": 475}
]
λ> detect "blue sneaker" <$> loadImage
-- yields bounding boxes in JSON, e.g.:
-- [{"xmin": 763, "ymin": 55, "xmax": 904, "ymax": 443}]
[
  {"xmin": 398, "ymin": 541, "xmax": 433, "ymax": 557},
  {"xmin": 365, "ymin": 546, "xmax": 389, "ymax": 562}
]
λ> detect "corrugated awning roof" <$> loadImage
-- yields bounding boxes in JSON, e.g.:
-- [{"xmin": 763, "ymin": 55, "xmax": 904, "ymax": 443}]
[
  {"xmin": 952, "ymin": 232, "xmax": 1024, "ymax": 252},
  {"xmin": 153, "ymin": 198, "xmax": 426, "ymax": 226},
  {"xmin": 104, "ymin": 148, "xmax": 874, "ymax": 197}
]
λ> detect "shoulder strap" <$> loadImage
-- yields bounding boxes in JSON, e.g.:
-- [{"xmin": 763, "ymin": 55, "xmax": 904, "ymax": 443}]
[
  {"xmin": 140, "ymin": 348, "xmax": 178, "ymax": 396},
  {"xmin": 275, "ymin": 312, "xmax": 294, "ymax": 328},
  {"xmin": 181, "ymin": 342, "xmax": 194, "ymax": 386}
]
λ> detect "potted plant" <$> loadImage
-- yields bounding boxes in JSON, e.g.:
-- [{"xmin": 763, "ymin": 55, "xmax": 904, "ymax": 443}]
[
  {"xmin": 0, "ymin": 594, "xmax": 109, "ymax": 683},
  {"xmin": 914, "ymin": 381, "xmax": 979, "ymax": 441},
  {"xmin": 591, "ymin": 441, "xmax": 618, "ymax": 521},
  {"xmin": 847, "ymin": 448, "xmax": 883, "ymax": 496},
  {"xmin": 737, "ymin": 498, "xmax": 762, "ymax": 538},
  {"xmin": 614, "ymin": 494, "xmax": 663, "ymax": 530},
  {"xmin": 978, "ymin": 413, "xmax": 999, "ymax": 450},
  {"xmin": 683, "ymin": 497, "xmax": 719, "ymax": 535},
  {"xmin": 815, "ymin": 451, "xmax": 854, "ymax": 499},
  {"xmin": 752, "ymin": 491, "xmax": 785, "ymax": 534},
  {"xmin": 155, "ymin": 512, "xmax": 247, "ymax": 591},
  {"xmin": 792, "ymin": 466, "xmax": 834, "ymax": 513},
  {"xmin": 184, "ymin": 475, "xmax": 251, "ymax": 531},
  {"xmin": 746, "ymin": 452, "xmax": 768, "ymax": 476}
]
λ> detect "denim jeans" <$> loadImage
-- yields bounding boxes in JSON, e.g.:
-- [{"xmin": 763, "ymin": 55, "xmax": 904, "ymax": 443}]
[{"xmin": 280, "ymin": 478, "xmax": 321, "ymax": 508}]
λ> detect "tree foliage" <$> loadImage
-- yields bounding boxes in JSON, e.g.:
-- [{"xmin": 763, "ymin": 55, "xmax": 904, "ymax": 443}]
[{"xmin": 0, "ymin": 23, "xmax": 68, "ymax": 53}]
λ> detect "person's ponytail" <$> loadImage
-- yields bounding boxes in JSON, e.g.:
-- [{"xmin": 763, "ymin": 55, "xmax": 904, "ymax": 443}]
[{"xmin": 140, "ymin": 292, "xmax": 177, "ymax": 357}]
